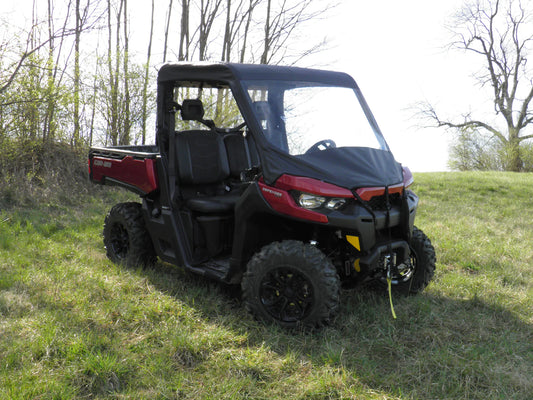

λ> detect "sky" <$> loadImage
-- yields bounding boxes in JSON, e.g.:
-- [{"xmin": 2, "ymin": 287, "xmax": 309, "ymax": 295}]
[
  {"xmin": 321, "ymin": 0, "xmax": 478, "ymax": 172},
  {"xmin": 3, "ymin": 0, "xmax": 487, "ymax": 172}
]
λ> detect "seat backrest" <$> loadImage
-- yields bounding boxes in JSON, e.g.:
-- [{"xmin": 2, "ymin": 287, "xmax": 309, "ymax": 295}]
[
  {"xmin": 175, "ymin": 131, "xmax": 230, "ymax": 185},
  {"xmin": 223, "ymin": 133, "xmax": 252, "ymax": 179},
  {"xmin": 246, "ymin": 134, "xmax": 260, "ymax": 167}
]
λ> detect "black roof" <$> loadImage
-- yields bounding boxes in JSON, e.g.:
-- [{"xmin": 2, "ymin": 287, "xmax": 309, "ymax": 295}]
[{"xmin": 157, "ymin": 62, "xmax": 357, "ymax": 88}]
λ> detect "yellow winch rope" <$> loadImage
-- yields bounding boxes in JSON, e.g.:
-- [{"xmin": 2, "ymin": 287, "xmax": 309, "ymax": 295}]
[{"xmin": 387, "ymin": 277, "xmax": 397, "ymax": 319}]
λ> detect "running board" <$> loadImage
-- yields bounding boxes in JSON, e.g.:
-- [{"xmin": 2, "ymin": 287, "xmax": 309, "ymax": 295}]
[{"xmin": 188, "ymin": 258, "xmax": 231, "ymax": 282}]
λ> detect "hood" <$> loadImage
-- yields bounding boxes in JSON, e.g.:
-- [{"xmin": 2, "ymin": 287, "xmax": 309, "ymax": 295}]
[{"xmin": 262, "ymin": 147, "xmax": 404, "ymax": 189}]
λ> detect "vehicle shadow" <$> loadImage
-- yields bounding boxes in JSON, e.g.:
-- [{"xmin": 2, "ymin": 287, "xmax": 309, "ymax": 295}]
[{"xmin": 141, "ymin": 261, "xmax": 532, "ymax": 399}]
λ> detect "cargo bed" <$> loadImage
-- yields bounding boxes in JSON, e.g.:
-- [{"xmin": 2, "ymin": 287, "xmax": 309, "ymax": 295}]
[{"xmin": 88, "ymin": 145, "xmax": 160, "ymax": 195}]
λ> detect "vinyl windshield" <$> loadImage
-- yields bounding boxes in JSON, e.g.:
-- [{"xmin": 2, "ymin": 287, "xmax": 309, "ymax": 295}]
[{"xmin": 243, "ymin": 80, "xmax": 389, "ymax": 156}]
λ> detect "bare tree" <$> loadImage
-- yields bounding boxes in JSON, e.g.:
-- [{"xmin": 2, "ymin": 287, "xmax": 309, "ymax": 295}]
[
  {"xmin": 239, "ymin": 0, "xmax": 259, "ymax": 63},
  {"xmin": 141, "ymin": 0, "xmax": 155, "ymax": 144},
  {"xmin": 423, "ymin": 0, "xmax": 533, "ymax": 172},
  {"xmin": 73, "ymin": 0, "xmax": 81, "ymax": 146},
  {"xmin": 123, "ymin": 0, "xmax": 130, "ymax": 145},
  {"xmin": 106, "ymin": 0, "xmax": 124, "ymax": 145},
  {"xmin": 163, "ymin": 0, "xmax": 174, "ymax": 63},
  {"xmin": 198, "ymin": 0, "xmax": 224, "ymax": 61},
  {"xmin": 260, "ymin": 0, "xmax": 272, "ymax": 64},
  {"xmin": 88, "ymin": 71, "xmax": 98, "ymax": 146},
  {"xmin": 1, "ymin": 0, "xmax": 335, "ymax": 148},
  {"xmin": 179, "ymin": 0, "xmax": 190, "ymax": 61},
  {"xmin": 222, "ymin": 0, "xmax": 233, "ymax": 62},
  {"xmin": 0, "ymin": 26, "xmax": 57, "ymax": 96},
  {"xmin": 43, "ymin": 0, "xmax": 60, "ymax": 143},
  {"xmin": 259, "ymin": 0, "xmax": 330, "ymax": 65},
  {"xmin": 0, "ymin": 0, "xmax": 104, "ymax": 145}
]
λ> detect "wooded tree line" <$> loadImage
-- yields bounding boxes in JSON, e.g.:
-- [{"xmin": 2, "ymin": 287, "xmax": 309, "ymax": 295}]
[{"xmin": 0, "ymin": 0, "xmax": 330, "ymax": 149}]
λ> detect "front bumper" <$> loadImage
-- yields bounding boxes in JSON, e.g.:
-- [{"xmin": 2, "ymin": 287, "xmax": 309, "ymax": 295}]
[{"xmin": 326, "ymin": 190, "xmax": 418, "ymax": 251}]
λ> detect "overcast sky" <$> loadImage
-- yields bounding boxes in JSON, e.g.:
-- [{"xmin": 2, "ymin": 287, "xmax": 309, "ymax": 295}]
[
  {"xmin": 322, "ymin": 0, "xmax": 480, "ymax": 172},
  {"xmin": 4, "ymin": 0, "xmax": 488, "ymax": 171}
]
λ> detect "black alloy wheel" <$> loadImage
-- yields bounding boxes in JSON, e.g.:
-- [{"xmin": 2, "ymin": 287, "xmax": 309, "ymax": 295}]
[{"xmin": 242, "ymin": 240, "xmax": 340, "ymax": 329}]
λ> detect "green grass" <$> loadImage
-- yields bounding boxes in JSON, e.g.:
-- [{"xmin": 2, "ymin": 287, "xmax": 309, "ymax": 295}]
[{"xmin": 0, "ymin": 172, "xmax": 532, "ymax": 399}]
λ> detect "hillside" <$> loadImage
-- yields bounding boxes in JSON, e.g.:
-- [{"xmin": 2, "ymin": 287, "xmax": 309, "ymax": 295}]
[{"xmin": 0, "ymin": 171, "xmax": 532, "ymax": 399}]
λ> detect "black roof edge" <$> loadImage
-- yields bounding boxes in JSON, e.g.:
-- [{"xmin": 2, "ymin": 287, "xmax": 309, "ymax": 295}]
[{"xmin": 157, "ymin": 62, "xmax": 357, "ymax": 88}]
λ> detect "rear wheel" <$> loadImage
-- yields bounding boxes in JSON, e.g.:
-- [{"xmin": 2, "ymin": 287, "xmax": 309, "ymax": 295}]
[
  {"xmin": 242, "ymin": 240, "xmax": 340, "ymax": 329},
  {"xmin": 103, "ymin": 202, "xmax": 156, "ymax": 268}
]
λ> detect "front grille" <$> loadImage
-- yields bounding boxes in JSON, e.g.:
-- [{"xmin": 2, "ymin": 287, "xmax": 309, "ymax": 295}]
[{"xmin": 365, "ymin": 192, "xmax": 401, "ymax": 211}]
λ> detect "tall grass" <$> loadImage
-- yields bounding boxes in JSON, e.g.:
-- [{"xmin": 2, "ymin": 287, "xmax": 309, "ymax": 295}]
[{"xmin": 0, "ymin": 171, "xmax": 531, "ymax": 399}]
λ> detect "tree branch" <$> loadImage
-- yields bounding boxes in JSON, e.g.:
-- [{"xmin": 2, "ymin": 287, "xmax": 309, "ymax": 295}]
[
  {"xmin": 0, "ymin": 30, "xmax": 50, "ymax": 94},
  {"xmin": 419, "ymin": 101, "xmax": 507, "ymax": 143}
]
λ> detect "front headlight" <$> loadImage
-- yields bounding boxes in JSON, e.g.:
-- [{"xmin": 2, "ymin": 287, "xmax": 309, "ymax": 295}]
[
  {"xmin": 297, "ymin": 193, "xmax": 326, "ymax": 209},
  {"xmin": 297, "ymin": 193, "xmax": 347, "ymax": 210},
  {"xmin": 325, "ymin": 198, "xmax": 347, "ymax": 210}
]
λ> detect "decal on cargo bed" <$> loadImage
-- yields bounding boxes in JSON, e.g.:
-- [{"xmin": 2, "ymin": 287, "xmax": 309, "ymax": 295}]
[{"xmin": 94, "ymin": 159, "xmax": 112, "ymax": 168}]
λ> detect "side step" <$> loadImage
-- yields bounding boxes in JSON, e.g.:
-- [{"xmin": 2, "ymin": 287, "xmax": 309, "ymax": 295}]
[{"xmin": 188, "ymin": 258, "xmax": 231, "ymax": 282}]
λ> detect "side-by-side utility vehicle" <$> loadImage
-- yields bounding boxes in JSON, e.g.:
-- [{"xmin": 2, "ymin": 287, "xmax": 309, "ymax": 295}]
[{"xmin": 89, "ymin": 62, "xmax": 436, "ymax": 328}]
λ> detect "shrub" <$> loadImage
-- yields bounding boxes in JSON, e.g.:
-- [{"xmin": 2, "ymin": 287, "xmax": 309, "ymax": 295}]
[{"xmin": 0, "ymin": 138, "xmax": 91, "ymax": 208}]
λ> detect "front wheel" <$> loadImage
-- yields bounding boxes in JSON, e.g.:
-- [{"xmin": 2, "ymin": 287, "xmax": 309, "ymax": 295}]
[
  {"xmin": 242, "ymin": 240, "xmax": 340, "ymax": 329},
  {"xmin": 103, "ymin": 202, "xmax": 156, "ymax": 268}
]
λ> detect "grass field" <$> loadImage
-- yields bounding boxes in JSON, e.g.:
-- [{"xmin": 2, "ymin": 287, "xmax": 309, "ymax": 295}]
[{"xmin": 0, "ymin": 172, "xmax": 531, "ymax": 399}]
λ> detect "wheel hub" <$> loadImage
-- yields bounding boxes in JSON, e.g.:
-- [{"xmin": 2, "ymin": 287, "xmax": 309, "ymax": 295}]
[{"xmin": 259, "ymin": 266, "xmax": 314, "ymax": 323}]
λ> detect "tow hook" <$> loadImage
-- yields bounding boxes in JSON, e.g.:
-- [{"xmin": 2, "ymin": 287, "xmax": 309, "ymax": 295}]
[
  {"xmin": 359, "ymin": 240, "xmax": 409, "ymax": 272},
  {"xmin": 384, "ymin": 252, "xmax": 397, "ymax": 271}
]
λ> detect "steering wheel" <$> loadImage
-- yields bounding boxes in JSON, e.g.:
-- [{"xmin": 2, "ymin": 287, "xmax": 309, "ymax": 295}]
[
  {"xmin": 305, "ymin": 139, "xmax": 337, "ymax": 154},
  {"xmin": 230, "ymin": 121, "xmax": 247, "ymax": 132},
  {"xmin": 216, "ymin": 121, "xmax": 247, "ymax": 134}
]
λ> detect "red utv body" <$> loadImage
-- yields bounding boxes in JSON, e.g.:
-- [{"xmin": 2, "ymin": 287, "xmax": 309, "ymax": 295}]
[{"xmin": 89, "ymin": 63, "xmax": 435, "ymax": 328}]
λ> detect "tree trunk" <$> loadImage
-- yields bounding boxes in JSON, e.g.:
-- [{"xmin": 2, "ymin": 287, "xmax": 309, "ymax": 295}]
[
  {"xmin": 73, "ymin": 0, "xmax": 81, "ymax": 147},
  {"xmin": 163, "ymin": 0, "xmax": 173, "ymax": 63},
  {"xmin": 222, "ymin": 0, "xmax": 231, "ymax": 62},
  {"xmin": 507, "ymin": 129, "xmax": 522, "ymax": 172},
  {"xmin": 43, "ymin": 0, "xmax": 55, "ymax": 144},
  {"xmin": 28, "ymin": 0, "xmax": 39, "ymax": 140},
  {"xmin": 260, "ymin": 0, "xmax": 271, "ymax": 64},
  {"xmin": 179, "ymin": 0, "xmax": 190, "ymax": 61},
  {"xmin": 122, "ymin": 0, "xmax": 130, "ymax": 145},
  {"xmin": 89, "ymin": 72, "xmax": 97, "ymax": 147},
  {"xmin": 199, "ymin": 0, "xmax": 223, "ymax": 61},
  {"xmin": 200, "ymin": 0, "xmax": 206, "ymax": 61},
  {"xmin": 240, "ymin": 0, "xmax": 255, "ymax": 63},
  {"xmin": 106, "ymin": 0, "xmax": 115, "ymax": 145},
  {"xmin": 112, "ymin": 0, "xmax": 123, "ymax": 145},
  {"xmin": 141, "ymin": 0, "xmax": 155, "ymax": 145}
]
